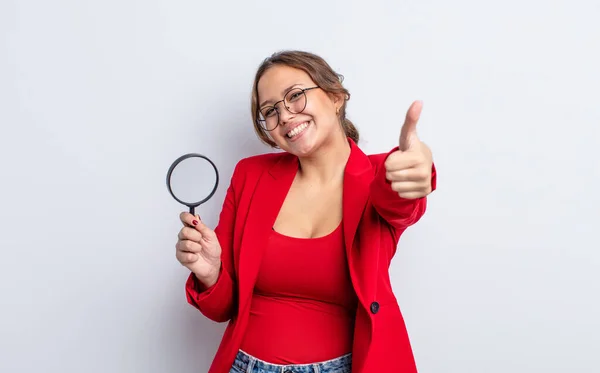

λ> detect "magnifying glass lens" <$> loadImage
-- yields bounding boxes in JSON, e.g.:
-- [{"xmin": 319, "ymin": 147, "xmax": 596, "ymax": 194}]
[
  {"xmin": 169, "ymin": 157, "xmax": 217, "ymax": 203},
  {"xmin": 166, "ymin": 154, "xmax": 219, "ymax": 216}
]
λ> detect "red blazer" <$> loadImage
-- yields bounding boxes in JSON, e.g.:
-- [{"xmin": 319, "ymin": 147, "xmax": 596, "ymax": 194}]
[{"xmin": 185, "ymin": 138, "xmax": 437, "ymax": 373}]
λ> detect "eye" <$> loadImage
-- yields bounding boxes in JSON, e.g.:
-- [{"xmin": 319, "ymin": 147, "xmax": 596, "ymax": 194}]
[
  {"xmin": 287, "ymin": 91, "xmax": 303, "ymax": 102},
  {"xmin": 262, "ymin": 107, "xmax": 276, "ymax": 117}
]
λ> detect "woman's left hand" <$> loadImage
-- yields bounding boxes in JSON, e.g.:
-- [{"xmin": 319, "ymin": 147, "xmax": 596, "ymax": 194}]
[{"xmin": 384, "ymin": 100, "xmax": 434, "ymax": 199}]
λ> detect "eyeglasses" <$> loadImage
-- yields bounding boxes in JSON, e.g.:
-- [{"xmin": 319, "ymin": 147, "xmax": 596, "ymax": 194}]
[{"xmin": 257, "ymin": 86, "xmax": 320, "ymax": 131}]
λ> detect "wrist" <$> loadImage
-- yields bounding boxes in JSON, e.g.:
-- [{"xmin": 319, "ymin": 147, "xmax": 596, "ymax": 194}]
[{"xmin": 194, "ymin": 263, "xmax": 221, "ymax": 288}]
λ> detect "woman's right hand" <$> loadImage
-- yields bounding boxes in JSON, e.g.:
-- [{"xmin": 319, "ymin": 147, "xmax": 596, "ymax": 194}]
[{"xmin": 176, "ymin": 212, "xmax": 222, "ymax": 288}]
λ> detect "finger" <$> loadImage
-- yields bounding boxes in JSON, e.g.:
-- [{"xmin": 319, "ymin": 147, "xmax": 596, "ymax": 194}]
[
  {"xmin": 384, "ymin": 152, "xmax": 421, "ymax": 171},
  {"xmin": 193, "ymin": 219, "xmax": 216, "ymax": 240},
  {"xmin": 178, "ymin": 226, "xmax": 203, "ymax": 242},
  {"xmin": 398, "ymin": 191, "xmax": 427, "ymax": 200},
  {"xmin": 176, "ymin": 250, "xmax": 198, "ymax": 264},
  {"xmin": 176, "ymin": 239, "xmax": 203, "ymax": 254},
  {"xmin": 386, "ymin": 168, "xmax": 428, "ymax": 182},
  {"xmin": 180, "ymin": 211, "xmax": 200, "ymax": 227},
  {"xmin": 390, "ymin": 181, "xmax": 428, "ymax": 193},
  {"xmin": 399, "ymin": 100, "xmax": 422, "ymax": 151}
]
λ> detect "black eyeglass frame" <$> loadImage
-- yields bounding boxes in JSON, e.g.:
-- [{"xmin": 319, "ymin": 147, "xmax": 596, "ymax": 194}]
[{"xmin": 256, "ymin": 86, "xmax": 320, "ymax": 131}]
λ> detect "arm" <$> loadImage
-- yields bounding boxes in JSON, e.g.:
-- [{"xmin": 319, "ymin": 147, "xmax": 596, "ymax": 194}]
[
  {"xmin": 370, "ymin": 100, "xmax": 437, "ymax": 232},
  {"xmin": 184, "ymin": 160, "xmax": 244, "ymax": 323}
]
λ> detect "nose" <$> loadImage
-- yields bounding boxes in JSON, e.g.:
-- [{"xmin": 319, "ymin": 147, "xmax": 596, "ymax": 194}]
[{"xmin": 277, "ymin": 105, "xmax": 295, "ymax": 126}]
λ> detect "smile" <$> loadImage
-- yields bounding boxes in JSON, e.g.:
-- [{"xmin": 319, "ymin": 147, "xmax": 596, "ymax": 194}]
[{"xmin": 286, "ymin": 122, "xmax": 309, "ymax": 138}]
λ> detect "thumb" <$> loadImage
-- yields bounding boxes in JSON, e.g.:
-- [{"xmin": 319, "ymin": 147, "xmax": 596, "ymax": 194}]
[
  {"xmin": 194, "ymin": 219, "xmax": 216, "ymax": 239},
  {"xmin": 399, "ymin": 100, "xmax": 423, "ymax": 151}
]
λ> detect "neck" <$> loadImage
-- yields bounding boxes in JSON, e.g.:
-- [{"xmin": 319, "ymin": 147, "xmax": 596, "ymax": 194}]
[{"xmin": 296, "ymin": 133, "xmax": 351, "ymax": 184}]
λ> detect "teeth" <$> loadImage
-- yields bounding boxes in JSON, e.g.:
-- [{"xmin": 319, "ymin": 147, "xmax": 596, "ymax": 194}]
[{"xmin": 287, "ymin": 122, "xmax": 308, "ymax": 138}]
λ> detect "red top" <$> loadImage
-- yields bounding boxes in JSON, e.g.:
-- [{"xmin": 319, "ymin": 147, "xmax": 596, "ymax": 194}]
[{"xmin": 239, "ymin": 222, "xmax": 358, "ymax": 364}]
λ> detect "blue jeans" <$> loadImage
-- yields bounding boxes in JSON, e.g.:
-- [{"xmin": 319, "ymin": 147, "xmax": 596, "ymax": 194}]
[{"xmin": 229, "ymin": 350, "xmax": 352, "ymax": 373}]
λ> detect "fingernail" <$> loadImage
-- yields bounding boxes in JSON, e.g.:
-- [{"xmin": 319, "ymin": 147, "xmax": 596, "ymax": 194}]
[{"xmin": 192, "ymin": 220, "xmax": 198, "ymax": 226}]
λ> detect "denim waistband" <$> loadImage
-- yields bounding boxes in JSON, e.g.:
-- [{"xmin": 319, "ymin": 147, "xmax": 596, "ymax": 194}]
[{"xmin": 231, "ymin": 349, "xmax": 352, "ymax": 373}]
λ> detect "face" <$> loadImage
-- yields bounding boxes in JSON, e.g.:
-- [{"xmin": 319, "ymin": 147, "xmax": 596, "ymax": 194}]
[{"xmin": 257, "ymin": 65, "xmax": 344, "ymax": 156}]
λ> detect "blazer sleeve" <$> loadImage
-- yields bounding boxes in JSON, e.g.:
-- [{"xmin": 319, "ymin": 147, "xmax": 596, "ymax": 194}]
[
  {"xmin": 184, "ymin": 160, "xmax": 244, "ymax": 323},
  {"xmin": 370, "ymin": 146, "xmax": 437, "ymax": 232}
]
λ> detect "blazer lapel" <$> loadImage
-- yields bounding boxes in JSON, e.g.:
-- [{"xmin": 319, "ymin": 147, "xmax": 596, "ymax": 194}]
[
  {"xmin": 342, "ymin": 139, "xmax": 376, "ymax": 309},
  {"xmin": 237, "ymin": 153, "xmax": 298, "ymax": 312}
]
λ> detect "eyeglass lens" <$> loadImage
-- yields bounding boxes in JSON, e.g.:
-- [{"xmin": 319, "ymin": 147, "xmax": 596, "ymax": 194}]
[{"xmin": 259, "ymin": 88, "xmax": 308, "ymax": 130}]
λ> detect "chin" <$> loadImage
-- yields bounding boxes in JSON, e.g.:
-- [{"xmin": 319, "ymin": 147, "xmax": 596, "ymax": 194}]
[
  {"xmin": 289, "ymin": 145, "xmax": 317, "ymax": 157},
  {"xmin": 280, "ymin": 141, "xmax": 318, "ymax": 157}
]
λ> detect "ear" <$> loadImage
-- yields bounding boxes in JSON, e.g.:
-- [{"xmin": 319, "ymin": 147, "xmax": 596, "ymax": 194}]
[{"xmin": 329, "ymin": 92, "xmax": 345, "ymax": 113}]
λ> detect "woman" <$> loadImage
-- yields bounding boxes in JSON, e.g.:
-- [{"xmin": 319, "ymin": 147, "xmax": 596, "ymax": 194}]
[{"xmin": 175, "ymin": 50, "xmax": 437, "ymax": 373}]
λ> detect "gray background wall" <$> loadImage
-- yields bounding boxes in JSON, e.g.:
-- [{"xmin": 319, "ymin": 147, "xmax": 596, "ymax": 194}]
[{"xmin": 1, "ymin": 0, "xmax": 599, "ymax": 372}]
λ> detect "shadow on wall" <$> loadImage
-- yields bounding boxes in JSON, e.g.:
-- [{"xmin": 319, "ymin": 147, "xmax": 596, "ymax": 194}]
[{"xmin": 179, "ymin": 307, "xmax": 226, "ymax": 371}]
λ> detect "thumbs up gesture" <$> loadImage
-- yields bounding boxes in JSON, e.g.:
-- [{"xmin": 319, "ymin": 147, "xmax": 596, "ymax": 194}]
[{"xmin": 384, "ymin": 100, "xmax": 433, "ymax": 199}]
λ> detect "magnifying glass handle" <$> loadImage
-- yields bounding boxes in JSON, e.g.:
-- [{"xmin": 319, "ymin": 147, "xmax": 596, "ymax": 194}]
[{"xmin": 189, "ymin": 206, "xmax": 195, "ymax": 216}]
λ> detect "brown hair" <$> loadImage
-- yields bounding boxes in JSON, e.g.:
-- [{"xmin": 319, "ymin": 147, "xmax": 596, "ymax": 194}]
[{"xmin": 250, "ymin": 50, "xmax": 359, "ymax": 148}]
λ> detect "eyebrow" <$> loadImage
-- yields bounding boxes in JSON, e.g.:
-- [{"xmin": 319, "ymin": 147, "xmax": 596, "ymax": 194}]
[{"xmin": 259, "ymin": 83, "xmax": 301, "ymax": 108}]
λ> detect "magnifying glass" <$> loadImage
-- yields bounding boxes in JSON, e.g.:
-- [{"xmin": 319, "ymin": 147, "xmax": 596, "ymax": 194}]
[{"xmin": 166, "ymin": 153, "xmax": 219, "ymax": 216}]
